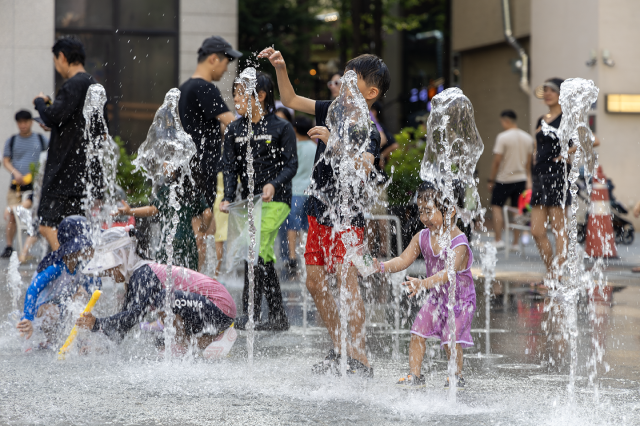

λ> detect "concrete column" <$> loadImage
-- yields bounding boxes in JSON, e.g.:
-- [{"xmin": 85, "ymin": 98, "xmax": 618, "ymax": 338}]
[
  {"xmin": 179, "ymin": 0, "xmax": 239, "ymax": 109},
  {"xmin": 0, "ymin": 0, "xmax": 54, "ymax": 228}
]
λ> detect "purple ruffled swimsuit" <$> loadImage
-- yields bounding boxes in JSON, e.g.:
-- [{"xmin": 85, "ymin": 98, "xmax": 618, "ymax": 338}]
[{"xmin": 410, "ymin": 229, "xmax": 476, "ymax": 348}]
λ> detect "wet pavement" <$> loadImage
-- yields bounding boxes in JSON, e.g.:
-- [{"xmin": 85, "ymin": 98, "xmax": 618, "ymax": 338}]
[{"xmin": 1, "ymin": 235, "xmax": 640, "ymax": 425}]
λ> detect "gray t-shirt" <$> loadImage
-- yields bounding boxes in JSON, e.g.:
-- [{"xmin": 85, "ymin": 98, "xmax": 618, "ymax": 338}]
[
  {"xmin": 3, "ymin": 133, "xmax": 48, "ymax": 176},
  {"xmin": 493, "ymin": 128, "xmax": 533, "ymax": 184},
  {"xmin": 291, "ymin": 139, "xmax": 317, "ymax": 196}
]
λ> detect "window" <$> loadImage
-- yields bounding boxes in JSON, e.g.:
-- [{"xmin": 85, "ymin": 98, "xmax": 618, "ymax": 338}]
[{"xmin": 55, "ymin": 0, "xmax": 179, "ymax": 152}]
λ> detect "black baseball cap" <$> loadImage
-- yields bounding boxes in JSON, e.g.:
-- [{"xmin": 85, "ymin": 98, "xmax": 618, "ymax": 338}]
[{"xmin": 198, "ymin": 36, "xmax": 242, "ymax": 61}]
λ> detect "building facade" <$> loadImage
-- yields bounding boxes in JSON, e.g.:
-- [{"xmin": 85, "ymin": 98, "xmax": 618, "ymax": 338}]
[
  {"xmin": 0, "ymin": 0, "xmax": 238, "ymax": 225},
  {"xmin": 452, "ymin": 0, "xmax": 640, "ymax": 227}
]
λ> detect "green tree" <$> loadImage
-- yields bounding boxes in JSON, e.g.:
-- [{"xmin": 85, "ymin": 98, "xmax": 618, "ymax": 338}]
[
  {"xmin": 386, "ymin": 126, "xmax": 426, "ymax": 206},
  {"xmin": 239, "ymin": 0, "xmax": 320, "ymax": 97},
  {"xmin": 114, "ymin": 136, "xmax": 151, "ymax": 205}
]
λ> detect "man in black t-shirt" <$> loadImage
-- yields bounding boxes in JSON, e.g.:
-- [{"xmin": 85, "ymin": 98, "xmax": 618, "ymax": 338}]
[
  {"xmin": 260, "ymin": 47, "xmax": 390, "ymax": 377},
  {"xmin": 179, "ymin": 36, "xmax": 241, "ymax": 266},
  {"xmin": 33, "ymin": 37, "xmax": 107, "ymax": 251}
]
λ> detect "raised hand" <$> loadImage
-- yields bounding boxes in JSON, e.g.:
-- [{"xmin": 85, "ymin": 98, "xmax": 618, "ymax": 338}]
[{"xmin": 258, "ymin": 47, "xmax": 286, "ymax": 70}]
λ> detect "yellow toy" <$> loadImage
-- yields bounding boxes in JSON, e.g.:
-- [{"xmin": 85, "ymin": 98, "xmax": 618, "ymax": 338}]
[{"xmin": 57, "ymin": 290, "xmax": 102, "ymax": 360}]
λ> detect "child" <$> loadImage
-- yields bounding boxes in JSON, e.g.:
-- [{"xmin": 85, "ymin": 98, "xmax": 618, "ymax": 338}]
[
  {"xmin": 374, "ymin": 181, "xmax": 476, "ymax": 389},
  {"xmin": 219, "ymin": 71, "xmax": 298, "ymax": 332},
  {"xmin": 282, "ymin": 116, "xmax": 316, "ymax": 278},
  {"xmin": 259, "ymin": 47, "xmax": 389, "ymax": 376},
  {"xmin": 118, "ymin": 176, "xmax": 209, "ymax": 271},
  {"xmin": 16, "ymin": 215, "xmax": 99, "ymax": 347},
  {"xmin": 76, "ymin": 227, "xmax": 236, "ymax": 358}
]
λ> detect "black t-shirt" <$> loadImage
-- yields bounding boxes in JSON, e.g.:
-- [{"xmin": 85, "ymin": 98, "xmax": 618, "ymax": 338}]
[
  {"xmin": 222, "ymin": 112, "xmax": 298, "ymax": 206},
  {"xmin": 178, "ymin": 78, "xmax": 229, "ymax": 202},
  {"xmin": 34, "ymin": 72, "xmax": 106, "ymax": 198},
  {"xmin": 307, "ymin": 100, "xmax": 381, "ymax": 227},
  {"xmin": 535, "ymin": 114, "xmax": 571, "ymax": 175}
]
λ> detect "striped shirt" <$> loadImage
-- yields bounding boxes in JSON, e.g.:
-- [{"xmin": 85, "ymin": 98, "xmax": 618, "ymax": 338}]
[{"xmin": 3, "ymin": 133, "xmax": 48, "ymax": 176}]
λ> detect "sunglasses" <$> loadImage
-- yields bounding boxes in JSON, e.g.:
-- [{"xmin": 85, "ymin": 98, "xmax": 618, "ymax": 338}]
[{"xmin": 327, "ymin": 80, "xmax": 342, "ymax": 88}]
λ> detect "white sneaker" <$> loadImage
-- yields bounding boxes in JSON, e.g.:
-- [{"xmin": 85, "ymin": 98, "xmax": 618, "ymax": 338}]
[
  {"xmin": 509, "ymin": 244, "xmax": 521, "ymax": 252},
  {"xmin": 492, "ymin": 240, "xmax": 505, "ymax": 250},
  {"xmin": 203, "ymin": 324, "xmax": 238, "ymax": 360}
]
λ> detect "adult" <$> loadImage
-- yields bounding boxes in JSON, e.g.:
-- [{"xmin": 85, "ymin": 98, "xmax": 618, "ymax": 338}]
[
  {"xmin": 33, "ymin": 36, "xmax": 106, "ymax": 251},
  {"xmin": 530, "ymin": 78, "xmax": 576, "ymax": 280},
  {"xmin": 2, "ymin": 110, "xmax": 48, "ymax": 257},
  {"xmin": 327, "ymin": 72, "xmax": 343, "ymax": 100},
  {"xmin": 178, "ymin": 35, "xmax": 241, "ymax": 261},
  {"xmin": 487, "ymin": 110, "xmax": 534, "ymax": 251}
]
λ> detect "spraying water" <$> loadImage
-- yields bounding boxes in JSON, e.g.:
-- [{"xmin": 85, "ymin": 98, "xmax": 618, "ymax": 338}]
[
  {"xmin": 8, "ymin": 252, "xmax": 22, "ymax": 312},
  {"xmin": 480, "ymin": 242, "xmax": 497, "ymax": 356},
  {"xmin": 234, "ymin": 67, "xmax": 262, "ymax": 364},
  {"xmin": 82, "ymin": 84, "xmax": 120, "ymax": 243},
  {"xmin": 420, "ymin": 87, "xmax": 483, "ymax": 400},
  {"xmin": 133, "ymin": 88, "xmax": 196, "ymax": 360},
  {"xmin": 543, "ymin": 78, "xmax": 599, "ymax": 404},
  {"xmin": 322, "ymin": 70, "xmax": 374, "ymax": 376}
]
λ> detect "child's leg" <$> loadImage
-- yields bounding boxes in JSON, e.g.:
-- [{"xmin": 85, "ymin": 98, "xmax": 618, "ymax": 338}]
[
  {"xmin": 443, "ymin": 343, "xmax": 464, "ymax": 376},
  {"xmin": 337, "ymin": 262, "xmax": 368, "ymax": 367},
  {"xmin": 215, "ymin": 241, "xmax": 224, "ymax": 275},
  {"xmin": 409, "ymin": 334, "xmax": 427, "ymax": 376}
]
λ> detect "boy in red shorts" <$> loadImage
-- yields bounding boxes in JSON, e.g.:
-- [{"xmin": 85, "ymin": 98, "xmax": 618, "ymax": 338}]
[{"xmin": 259, "ymin": 47, "xmax": 390, "ymax": 377}]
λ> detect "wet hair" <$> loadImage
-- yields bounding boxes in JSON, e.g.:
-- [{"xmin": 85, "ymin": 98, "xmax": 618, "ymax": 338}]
[
  {"xmin": 345, "ymin": 54, "xmax": 391, "ymax": 100},
  {"xmin": 15, "ymin": 110, "xmax": 32, "ymax": 121},
  {"xmin": 52, "ymin": 36, "xmax": 85, "ymax": 65},
  {"xmin": 500, "ymin": 110, "xmax": 517, "ymax": 121},
  {"xmin": 197, "ymin": 51, "xmax": 228, "ymax": 64},
  {"xmin": 416, "ymin": 180, "xmax": 464, "ymax": 216},
  {"xmin": 255, "ymin": 71, "xmax": 276, "ymax": 114},
  {"xmin": 275, "ymin": 107, "xmax": 293, "ymax": 123},
  {"xmin": 293, "ymin": 116, "xmax": 313, "ymax": 136}
]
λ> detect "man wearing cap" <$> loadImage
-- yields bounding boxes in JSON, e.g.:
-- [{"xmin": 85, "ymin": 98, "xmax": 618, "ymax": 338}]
[{"xmin": 179, "ymin": 36, "xmax": 241, "ymax": 262}]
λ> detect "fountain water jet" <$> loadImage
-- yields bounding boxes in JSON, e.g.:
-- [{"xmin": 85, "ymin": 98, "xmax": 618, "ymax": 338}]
[
  {"xmin": 234, "ymin": 67, "xmax": 262, "ymax": 364},
  {"xmin": 420, "ymin": 87, "xmax": 484, "ymax": 400},
  {"xmin": 322, "ymin": 70, "xmax": 375, "ymax": 376},
  {"xmin": 82, "ymin": 84, "xmax": 120, "ymax": 243},
  {"xmin": 133, "ymin": 88, "xmax": 196, "ymax": 360},
  {"xmin": 543, "ymin": 78, "xmax": 599, "ymax": 405}
]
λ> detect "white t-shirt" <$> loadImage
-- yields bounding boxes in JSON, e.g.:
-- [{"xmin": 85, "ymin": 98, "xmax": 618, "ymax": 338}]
[{"xmin": 493, "ymin": 128, "xmax": 534, "ymax": 184}]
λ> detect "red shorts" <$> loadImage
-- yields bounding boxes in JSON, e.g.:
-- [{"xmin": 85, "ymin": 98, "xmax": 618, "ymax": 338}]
[{"xmin": 304, "ymin": 215, "xmax": 364, "ymax": 274}]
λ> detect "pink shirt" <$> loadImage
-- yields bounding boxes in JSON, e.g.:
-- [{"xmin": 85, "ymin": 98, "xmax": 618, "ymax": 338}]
[{"xmin": 149, "ymin": 263, "xmax": 237, "ymax": 319}]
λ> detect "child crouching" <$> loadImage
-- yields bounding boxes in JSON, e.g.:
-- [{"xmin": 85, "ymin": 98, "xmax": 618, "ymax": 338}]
[{"xmin": 374, "ymin": 181, "xmax": 476, "ymax": 389}]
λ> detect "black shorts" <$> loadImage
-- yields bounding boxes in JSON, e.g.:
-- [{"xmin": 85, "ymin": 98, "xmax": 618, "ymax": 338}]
[
  {"xmin": 491, "ymin": 181, "xmax": 526, "ymax": 207},
  {"xmin": 531, "ymin": 173, "xmax": 571, "ymax": 207},
  {"xmin": 37, "ymin": 193, "xmax": 84, "ymax": 228}
]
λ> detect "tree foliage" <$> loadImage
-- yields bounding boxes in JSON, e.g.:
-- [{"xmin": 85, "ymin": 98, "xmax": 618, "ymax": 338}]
[
  {"xmin": 114, "ymin": 136, "xmax": 150, "ymax": 205},
  {"xmin": 239, "ymin": 0, "xmax": 320, "ymax": 96},
  {"xmin": 386, "ymin": 127, "xmax": 426, "ymax": 206}
]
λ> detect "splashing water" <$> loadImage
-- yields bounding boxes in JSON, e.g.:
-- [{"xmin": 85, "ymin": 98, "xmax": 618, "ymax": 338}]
[
  {"xmin": 322, "ymin": 70, "xmax": 374, "ymax": 376},
  {"xmin": 133, "ymin": 88, "xmax": 196, "ymax": 361},
  {"xmin": 8, "ymin": 252, "xmax": 22, "ymax": 312},
  {"xmin": 82, "ymin": 84, "xmax": 120, "ymax": 243},
  {"xmin": 544, "ymin": 78, "xmax": 599, "ymax": 405},
  {"xmin": 420, "ymin": 87, "xmax": 484, "ymax": 400},
  {"xmin": 480, "ymin": 242, "xmax": 497, "ymax": 355},
  {"xmin": 234, "ymin": 67, "xmax": 262, "ymax": 364}
]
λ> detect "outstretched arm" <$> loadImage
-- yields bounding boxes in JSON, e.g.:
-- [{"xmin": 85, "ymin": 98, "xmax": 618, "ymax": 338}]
[
  {"xmin": 375, "ymin": 232, "xmax": 422, "ymax": 273},
  {"xmin": 258, "ymin": 47, "xmax": 316, "ymax": 115}
]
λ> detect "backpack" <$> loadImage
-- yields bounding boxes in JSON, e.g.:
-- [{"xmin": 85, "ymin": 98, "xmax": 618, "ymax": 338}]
[{"xmin": 8, "ymin": 134, "xmax": 47, "ymax": 159}]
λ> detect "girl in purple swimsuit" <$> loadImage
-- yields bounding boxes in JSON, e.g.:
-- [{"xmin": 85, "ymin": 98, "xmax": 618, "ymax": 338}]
[{"xmin": 374, "ymin": 182, "xmax": 476, "ymax": 389}]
